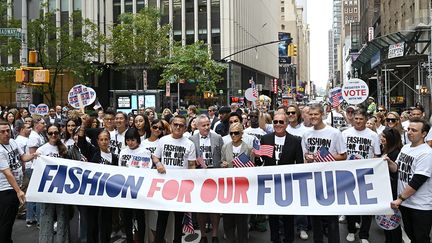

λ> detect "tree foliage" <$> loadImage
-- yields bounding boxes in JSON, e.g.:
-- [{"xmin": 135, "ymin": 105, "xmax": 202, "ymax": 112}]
[
  {"xmin": 160, "ymin": 41, "xmax": 225, "ymax": 94},
  {"xmin": 109, "ymin": 7, "xmax": 170, "ymax": 69},
  {"xmin": 27, "ymin": 10, "xmax": 105, "ymax": 106}
]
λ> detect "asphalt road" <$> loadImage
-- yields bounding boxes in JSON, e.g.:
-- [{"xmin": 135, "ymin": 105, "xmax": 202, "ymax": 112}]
[{"xmin": 12, "ymin": 214, "xmax": 407, "ymax": 243}]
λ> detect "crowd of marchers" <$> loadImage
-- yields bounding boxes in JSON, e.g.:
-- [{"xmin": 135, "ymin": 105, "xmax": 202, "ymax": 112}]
[{"xmin": 0, "ymin": 100, "xmax": 431, "ymax": 243}]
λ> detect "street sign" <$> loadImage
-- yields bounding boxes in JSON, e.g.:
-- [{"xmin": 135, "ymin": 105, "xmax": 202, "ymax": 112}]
[
  {"xmin": 16, "ymin": 86, "xmax": 32, "ymax": 108},
  {"xmin": 0, "ymin": 28, "xmax": 22, "ymax": 38}
]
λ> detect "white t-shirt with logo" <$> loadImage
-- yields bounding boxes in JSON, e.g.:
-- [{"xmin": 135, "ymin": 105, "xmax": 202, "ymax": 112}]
[
  {"xmin": 119, "ymin": 146, "xmax": 152, "ymax": 169},
  {"xmin": 223, "ymin": 133, "xmax": 255, "ymax": 147},
  {"xmin": 325, "ymin": 111, "xmax": 346, "ymax": 128},
  {"xmin": 100, "ymin": 151, "xmax": 113, "ymax": 165},
  {"xmin": 232, "ymin": 144, "xmax": 242, "ymax": 158},
  {"xmin": 286, "ymin": 123, "xmax": 310, "ymax": 138},
  {"xmin": 62, "ymin": 138, "xmax": 75, "ymax": 151},
  {"xmin": 15, "ymin": 135, "xmax": 30, "ymax": 169},
  {"xmin": 28, "ymin": 130, "xmax": 46, "ymax": 149},
  {"xmin": 199, "ymin": 136, "xmax": 213, "ymax": 167},
  {"xmin": 36, "ymin": 143, "xmax": 62, "ymax": 158},
  {"xmin": 302, "ymin": 125, "xmax": 347, "ymax": 158},
  {"xmin": 274, "ymin": 135, "xmax": 286, "ymax": 165},
  {"xmin": 0, "ymin": 139, "xmax": 25, "ymax": 190},
  {"xmin": 342, "ymin": 127, "xmax": 381, "ymax": 160},
  {"xmin": 396, "ymin": 143, "xmax": 432, "ymax": 210},
  {"xmin": 154, "ymin": 135, "xmax": 196, "ymax": 169},
  {"xmin": 109, "ymin": 129, "xmax": 127, "ymax": 155},
  {"xmin": 244, "ymin": 127, "xmax": 266, "ymax": 140},
  {"xmin": 141, "ymin": 138, "xmax": 159, "ymax": 155}
]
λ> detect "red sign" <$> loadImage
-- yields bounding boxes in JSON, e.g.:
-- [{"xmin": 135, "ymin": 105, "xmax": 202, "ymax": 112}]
[{"xmin": 273, "ymin": 79, "xmax": 278, "ymax": 94}]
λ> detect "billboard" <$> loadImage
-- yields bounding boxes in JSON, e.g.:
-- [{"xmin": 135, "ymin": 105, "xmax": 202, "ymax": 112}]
[{"xmin": 278, "ymin": 32, "xmax": 292, "ymax": 64}]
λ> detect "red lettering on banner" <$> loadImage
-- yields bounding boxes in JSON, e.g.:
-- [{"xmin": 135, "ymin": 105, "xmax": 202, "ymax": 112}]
[
  {"xmin": 234, "ymin": 177, "xmax": 249, "ymax": 203},
  {"xmin": 344, "ymin": 89, "xmax": 367, "ymax": 96},
  {"xmin": 147, "ymin": 178, "xmax": 164, "ymax": 197},
  {"xmin": 177, "ymin": 180, "xmax": 194, "ymax": 203},
  {"xmin": 162, "ymin": 180, "xmax": 179, "ymax": 200},
  {"xmin": 218, "ymin": 178, "xmax": 234, "ymax": 203},
  {"xmin": 201, "ymin": 179, "xmax": 217, "ymax": 202}
]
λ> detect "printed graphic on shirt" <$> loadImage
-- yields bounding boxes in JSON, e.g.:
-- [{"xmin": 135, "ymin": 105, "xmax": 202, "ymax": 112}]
[
  {"xmin": 306, "ymin": 137, "xmax": 331, "ymax": 153},
  {"xmin": 4, "ymin": 147, "xmax": 20, "ymax": 170},
  {"xmin": 346, "ymin": 137, "xmax": 372, "ymax": 160},
  {"xmin": 162, "ymin": 144, "xmax": 187, "ymax": 167},
  {"xmin": 274, "ymin": 144, "xmax": 283, "ymax": 163},
  {"xmin": 120, "ymin": 154, "xmax": 151, "ymax": 168},
  {"xmin": 100, "ymin": 157, "xmax": 111, "ymax": 165},
  {"xmin": 110, "ymin": 139, "xmax": 122, "ymax": 154},
  {"xmin": 200, "ymin": 145, "xmax": 213, "ymax": 166},
  {"xmin": 397, "ymin": 152, "xmax": 414, "ymax": 183}
]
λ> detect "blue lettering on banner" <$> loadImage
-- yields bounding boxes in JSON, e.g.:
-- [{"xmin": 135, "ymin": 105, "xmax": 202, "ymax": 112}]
[
  {"xmin": 257, "ymin": 169, "xmax": 377, "ymax": 206},
  {"xmin": 38, "ymin": 165, "xmax": 144, "ymax": 199}
]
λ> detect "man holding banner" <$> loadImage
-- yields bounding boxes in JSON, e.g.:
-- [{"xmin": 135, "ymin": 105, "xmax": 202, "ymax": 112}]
[
  {"xmin": 259, "ymin": 111, "xmax": 303, "ymax": 243},
  {"xmin": 190, "ymin": 114, "xmax": 224, "ymax": 243},
  {"xmin": 153, "ymin": 115, "xmax": 196, "ymax": 243},
  {"xmin": 302, "ymin": 104, "xmax": 347, "ymax": 243}
]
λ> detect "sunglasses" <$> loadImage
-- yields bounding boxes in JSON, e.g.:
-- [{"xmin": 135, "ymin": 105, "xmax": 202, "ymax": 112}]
[
  {"xmin": 230, "ymin": 131, "xmax": 241, "ymax": 136},
  {"xmin": 152, "ymin": 125, "xmax": 164, "ymax": 131},
  {"xmin": 272, "ymin": 120, "xmax": 285, "ymax": 125},
  {"xmin": 172, "ymin": 123, "xmax": 185, "ymax": 128},
  {"xmin": 386, "ymin": 118, "xmax": 397, "ymax": 123},
  {"xmin": 48, "ymin": 131, "xmax": 60, "ymax": 136},
  {"xmin": 287, "ymin": 111, "xmax": 296, "ymax": 115}
]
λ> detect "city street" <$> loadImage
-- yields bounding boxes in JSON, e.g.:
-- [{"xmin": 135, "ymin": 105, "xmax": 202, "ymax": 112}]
[{"xmin": 12, "ymin": 214, "xmax": 408, "ymax": 243}]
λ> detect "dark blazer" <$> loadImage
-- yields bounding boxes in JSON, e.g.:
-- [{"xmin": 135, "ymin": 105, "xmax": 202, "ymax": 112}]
[
  {"xmin": 210, "ymin": 117, "xmax": 219, "ymax": 130},
  {"xmin": 77, "ymin": 134, "xmax": 118, "ymax": 165},
  {"xmin": 44, "ymin": 116, "xmax": 62, "ymax": 126},
  {"xmin": 260, "ymin": 131, "xmax": 303, "ymax": 166}
]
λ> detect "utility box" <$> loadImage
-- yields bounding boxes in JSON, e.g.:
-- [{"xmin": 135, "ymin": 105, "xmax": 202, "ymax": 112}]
[{"xmin": 34, "ymin": 70, "xmax": 50, "ymax": 83}]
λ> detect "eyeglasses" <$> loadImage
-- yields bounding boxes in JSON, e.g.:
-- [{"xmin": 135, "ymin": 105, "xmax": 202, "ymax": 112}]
[
  {"xmin": 172, "ymin": 123, "xmax": 185, "ymax": 128},
  {"xmin": 386, "ymin": 118, "xmax": 397, "ymax": 123},
  {"xmin": 287, "ymin": 111, "xmax": 296, "ymax": 115},
  {"xmin": 230, "ymin": 131, "xmax": 241, "ymax": 136},
  {"xmin": 272, "ymin": 120, "xmax": 285, "ymax": 125},
  {"xmin": 48, "ymin": 131, "xmax": 60, "ymax": 136},
  {"xmin": 152, "ymin": 125, "xmax": 164, "ymax": 131}
]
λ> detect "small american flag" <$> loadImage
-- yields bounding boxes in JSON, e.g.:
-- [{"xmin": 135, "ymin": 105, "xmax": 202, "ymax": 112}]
[
  {"xmin": 182, "ymin": 212, "xmax": 195, "ymax": 234},
  {"xmin": 196, "ymin": 150, "xmax": 207, "ymax": 168},
  {"xmin": 315, "ymin": 147, "xmax": 336, "ymax": 162},
  {"xmin": 330, "ymin": 87, "xmax": 343, "ymax": 108},
  {"xmin": 252, "ymin": 139, "xmax": 274, "ymax": 158},
  {"xmin": 232, "ymin": 153, "xmax": 255, "ymax": 168},
  {"xmin": 250, "ymin": 78, "xmax": 258, "ymax": 99}
]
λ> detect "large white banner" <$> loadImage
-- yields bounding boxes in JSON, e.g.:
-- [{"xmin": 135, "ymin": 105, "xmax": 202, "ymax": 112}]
[{"xmin": 27, "ymin": 156, "xmax": 394, "ymax": 215}]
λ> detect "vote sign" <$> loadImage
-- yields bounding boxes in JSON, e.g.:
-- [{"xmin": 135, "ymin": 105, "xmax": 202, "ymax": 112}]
[
  {"xmin": 375, "ymin": 209, "xmax": 402, "ymax": 230},
  {"xmin": 68, "ymin": 84, "xmax": 97, "ymax": 108},
  {"xmin": 342, "ymin": 78, "xmax": 369, "ymax": 105}
]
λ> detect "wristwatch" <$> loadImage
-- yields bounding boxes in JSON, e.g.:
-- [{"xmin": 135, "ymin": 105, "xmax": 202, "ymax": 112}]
[{"xmin": 397, "ymin": 194, "xmax": 406, "ymax": 201}]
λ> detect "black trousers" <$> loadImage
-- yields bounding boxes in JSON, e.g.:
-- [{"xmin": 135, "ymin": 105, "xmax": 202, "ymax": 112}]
[
  {"xmin": 347, "ymin": 215, "xmax": 372, "ymax": 239},
  {"xmin": 311, "ymin": 216, "xmax": 340, "ymax": 243},
  {"xmin": 155, "ymin": 211, "xmax": 183, "ymax": 243},
  {"xmin": 0, "ymin": 189, "xmax": 19, "ymax": 243},
  {"xmin": 123, "ymin": 209, "xmax": 145, "ymax": 243},
  {"xmin": 269, "ymin": 215, "xmax": 295, "ymax": 243},
  {"xmin": 400, "ymin": 206, "xmax": 432, "ymax": 243},
  {"xmin": 85, "ymin": 206, "xmax": 113, "ymax": 243}
]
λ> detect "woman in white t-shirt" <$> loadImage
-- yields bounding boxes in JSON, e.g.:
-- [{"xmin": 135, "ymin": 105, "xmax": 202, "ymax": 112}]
[
  {"xmin": 37, "ymin": 124, "xmax": 70, "ymax": 243},
  {"xmin": 61, "ymin": 119, "xmax": 79, "ymax": 150},
  {"xmin": 134, "ymin": 114, "xmax": 151, "ymax": 141},
  {"xmin": 221, "ymin": 123, "xmax": 253, "ymax": 243},
  {"xmin": 141, "ymin": 119, "xmax": 164, "ymax": 155},
  {"xmin": 119, "ymin": 127, "xmax": 165, "ymax": 243}
]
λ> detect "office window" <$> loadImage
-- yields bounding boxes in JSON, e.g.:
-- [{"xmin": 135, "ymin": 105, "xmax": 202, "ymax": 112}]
[
  {"xmin": 281, "ymin": 7, "xmax": 284, "ymax": 12},
  {"xmin": 281, "ymin": 24, "xmax": 285, "ymax": 30}
]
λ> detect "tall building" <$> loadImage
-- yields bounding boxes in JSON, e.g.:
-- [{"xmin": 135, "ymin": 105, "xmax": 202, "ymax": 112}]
[
  {"xmin": 330, "ymin": 0, "xmax": 343, "ymax": 86},
  {"xmin": 341, "ymin": 0, "xmax": 360, "ymax": 83},
  {"xmin": 4, "ymin": 0, "xmax": 279, "ymax": 108}
]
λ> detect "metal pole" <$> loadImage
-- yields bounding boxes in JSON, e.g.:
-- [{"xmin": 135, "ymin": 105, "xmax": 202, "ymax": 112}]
[
  {"xmin": 177, "ymin": 82, "xmax": 180, "ymax": 110},
  {"xmin": 227, "ymin": 61, "xmax": 231, "ymax": 105},
  {"xmin": 429, "ymin": 5, "xmax": 432, "ymax": 109},
  {"xmin": 21, "ymin": 0, "xmax": 28, "ymax": 66},
  {"xmin": 384, "ymin": 66, "xmax": 388, "ymax": 110},
  {"xmin": 418, "ymin": 61, "xmax": 421, "ymax": 103}
]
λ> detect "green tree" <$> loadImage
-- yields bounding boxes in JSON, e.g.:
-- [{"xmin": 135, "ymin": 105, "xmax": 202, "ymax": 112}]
[
  {"xmin": 109, "ymin": 7, "xmax": 171, "ymax": 87},
  {"xmin": 27, "ymin": 10, "xmax": 105, "ymax": 106},
  {"xmin": 160, "ymin": 41, "xmax": 225, "ymax": 95}
]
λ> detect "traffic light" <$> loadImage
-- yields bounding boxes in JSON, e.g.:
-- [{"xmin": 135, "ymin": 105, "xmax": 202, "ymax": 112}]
[
  {"xmin": 15, "ymin": 69, "xmax": 29, "ymax": 83},
  {"xmin": 34, "ymin": 70, "xmax": 50, "ymax": 83},
  {"xmin": 292, "ymin": 44, "xmax": 297, "ymax": 56},
  {"xmin": 28, "ymin": 50, "xmax": 38, "ymax": 64},
  {"xmin": 288, "ymin": 44, "xmax": 293, "ymax": 57}
]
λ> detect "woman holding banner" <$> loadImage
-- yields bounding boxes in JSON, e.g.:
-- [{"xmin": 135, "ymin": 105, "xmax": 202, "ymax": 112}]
[
  {"xmin": 221, "ymin": 122, "xmax": 254, "ymax": 243},
  {"xmin": 37, "ymin": 124, "xmax": 70, "ymax": 243}
]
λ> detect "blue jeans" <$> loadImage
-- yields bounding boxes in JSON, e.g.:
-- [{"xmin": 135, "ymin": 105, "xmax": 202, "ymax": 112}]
[{"xmin": 25, "ymin": 168, "xmax": 40, "ymax": 223}]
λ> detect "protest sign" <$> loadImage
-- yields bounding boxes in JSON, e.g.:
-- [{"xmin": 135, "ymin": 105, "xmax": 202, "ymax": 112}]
[
  {"xmin": 375, "ymin": 209, "xmax": 402, "ymax": 230},
  {"xmin": 342, "ymin": 78, "xmax": 369, "ymax": 105},
  {"xmin": 27, "ymin": 156, "xmax": 394, "ymax": 215},
  {"xmin": 68, "ymin": 84, "xmax": 97, "ymax": 108}
]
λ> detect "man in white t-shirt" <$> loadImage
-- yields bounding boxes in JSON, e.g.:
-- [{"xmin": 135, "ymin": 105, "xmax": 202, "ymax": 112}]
[
  {"xmin": 286, "ymin": 105, "xmax": 309, "ymax": 138},
  {"xmin": 342, "ymin": 109, "xmax": 381, "ymax": 243},
  {"xmin": 109, "ymin": 112, "xmax": 128, "ymax": 155},
  {"xmin": 28, "ymin": 117, "xmax": 47, "ymax": 160},
  {"xmin": 389, "ymin": 118, "xmax": 432, "ymax": 243},
  {"xmin": 0, "ymin": 121, "xmax": 37, "ymax": 242},
  {"xmin": 302, "ymin": 104, "xmax": 347, "ymax": 243},
  {"xmin": 153, "ymin": 115, "xmax": 196, "ymax": 243},
  {"xmin": 244, "ymin": 110, "xmax": 266, "ymax": 140}
]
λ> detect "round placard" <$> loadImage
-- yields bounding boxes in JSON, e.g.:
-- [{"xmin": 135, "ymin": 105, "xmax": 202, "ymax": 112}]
[
  {"xmin": 375, "ymin": 209, "xmax": 402, "ymax": 230},
  {"xmin": 245, "ymin": 88, "xmax": 258, "ymax": 101},
  {"xmin": 342, "ymin": 78, "xmax": 369, "ymax": 105}
]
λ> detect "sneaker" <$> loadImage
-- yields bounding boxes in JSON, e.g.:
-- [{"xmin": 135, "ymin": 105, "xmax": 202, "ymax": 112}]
[
  {"xmin": 339, "ymin": 215, "xmax": 346, "ymax": 223},
  {"xmin": 299, "ymin": 230, "xmax": 308, "ymax": 240},
  {"xmin": 360, "ymin": 239, "xmax": 369, "ymax": 243},
  {"xmin": 26, "ymin": 221, "xmax": 33, "ymax": 228},
  {"xmin": 110, "ymin": 231, "xmax": 116, "ymax": 238},
  {"xmin": 346, "ymin": 233, "xmax": 355, "ymax": 242},
  {"xmin": 53, "ymin": 222, "xmax": 57, "ymax": 233},
  {"xmin": 355, "ymin": 222, "xmax": 361, "ymax": 229}
]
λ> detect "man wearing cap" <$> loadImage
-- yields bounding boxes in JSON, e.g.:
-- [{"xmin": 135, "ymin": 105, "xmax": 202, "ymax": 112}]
[
  {"xmin": 366, "ymin": 97, "xmax": 376, "ymax": 115},
  {"xmin": 343, "ymin": 106, "xmax": 356, "ymax": 127},
  {"xmin": 214, "ymin": 106, "xmax": 231, "ymax": 136}
]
